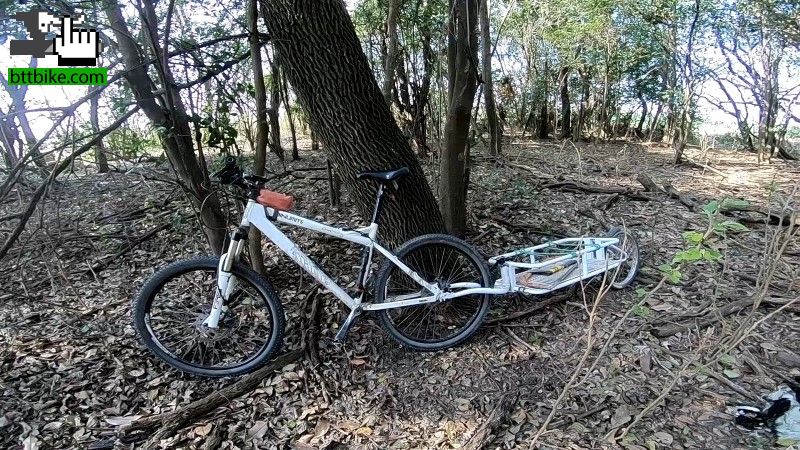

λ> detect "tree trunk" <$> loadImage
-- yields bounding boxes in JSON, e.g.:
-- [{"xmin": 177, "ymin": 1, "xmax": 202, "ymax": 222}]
[
  {"xmin": 0, "ymin": 58, "xmax": 47, "ymax": 170},
  {"xmin": 382, "ymin": 0, "xmax": 401, "ymax": 105},
  {"xmin": 439, "ymin": 0, "xmax": 479, "ymax": 236},
  {"xmin": 558, "ymin": 66, "xmax": 571, "ymax": 139},
  {"xmin": 268, "ymin": 59, "xmax": 285, "ymax": 160},
  {"xmin": 280, "ymin": 74, "xmax": 299, "ymax": 160},
  {"xmin": 574, "ymin": 68, "xmax": 589, "ymax": 140},
  {"xmin": 480, "ymin": 0, "xmax": 501, "ymax": 155},
  {"xmin": 0, "ymin": 107, "xmax": 21, "ymax": 168},
  {"xmin": 635, "ymin": 93, "xmax": 647, "ymax": 138},
  {"xmin": 248, "ymin": 0, "xmax": 268, "ymax": 275},
  {"xmin": 261, "ymin": 0, "xmax": 444, "ymax": 243},
  {"xmin": 89, "ymin": 87, "xmax": 110, "ymax": 173},
  {"xmin": 648, "ymin": 101, "xmax": 663, "ymax": 142},
  {"xmin": 105, "ymin": 0, "xmax": 227, "ymax": 254}
]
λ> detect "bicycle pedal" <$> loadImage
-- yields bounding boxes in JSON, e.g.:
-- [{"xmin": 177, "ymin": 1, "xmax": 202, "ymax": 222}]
[{"xmin": 334, "ymin": 307, "xmax": 362, "ymax": 341}]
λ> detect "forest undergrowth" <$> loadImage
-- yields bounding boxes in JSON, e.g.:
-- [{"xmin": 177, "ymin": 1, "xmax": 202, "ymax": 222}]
[{"xmin": 1, "ymin": 137, "xmax": 798, "ymax": 449}]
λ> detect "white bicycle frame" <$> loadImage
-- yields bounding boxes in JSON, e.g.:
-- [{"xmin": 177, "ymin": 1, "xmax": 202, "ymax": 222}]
[{"xmin": 203, "ymin": 200, "xmax": 486, "ymax": 328}]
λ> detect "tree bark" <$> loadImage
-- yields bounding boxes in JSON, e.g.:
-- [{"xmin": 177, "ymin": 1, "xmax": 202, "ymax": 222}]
[
  {"xmin": 574, "ymin": 68, "xmax": 589, "ymax": 140},
  {"xmin": 558, "ymin": 66, "xmax": 571, "ymax": 139},
  {"xmin": 89, "ymin": 86, "xmax": 110, "ymax": 173},
  {"xmin": 635, "ymin": 93, "xmax": 647, "ymax": 138},
  {"xmin": 479, "ymin": 0, "xmax": 501, "ymax": 155},
  {"xmin": 439, "ymin": 0, "xmax": 479, "ymax": 236},
  {"xmin": 261, "ymin": 0, "xmax": 444, "ymax": 243},
  {"xmin": 382, "ymin": 0, "xmax": 401, "ymax": 105},
  {"xmin": 248, "ymin": 0, "xmax": 268, "ymax": 276},
  {"xmin": 0, "ymin": 57, "xmax": 47, "ymax": 170},
  {"xmin": 281, "ymin": 74, "xmax": 299, "ymax": 160},
  {"xmin": 105, "ymin": 0, "xmax": 227, "ymax": 254},
  {"xmin": 268, "ymin": 59, "xmax": 284, "ymax": 160}
]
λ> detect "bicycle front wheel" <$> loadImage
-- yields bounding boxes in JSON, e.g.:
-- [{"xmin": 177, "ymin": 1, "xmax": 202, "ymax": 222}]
[
  {"xmin": 374, "ymin": 234, "xmax": 491, "ymax": 351},
  {"xmin": 133, "ymin": 256, "xmax": 285, "ymax": 377}
]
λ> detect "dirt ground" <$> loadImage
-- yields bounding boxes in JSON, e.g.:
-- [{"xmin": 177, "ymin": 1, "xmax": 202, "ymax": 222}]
[{"xmin": 1, "ymin": 136, "xmax": 798, "ymax": 450}]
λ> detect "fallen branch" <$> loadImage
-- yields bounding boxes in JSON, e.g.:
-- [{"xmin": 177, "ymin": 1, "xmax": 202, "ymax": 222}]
[
  {"xmin": 651, "ymin": 296, "xmax": 798, "ymax": 338},
  {"xmin": 684, "ymin": 157, "xmax": 729, "ymax": 179},
  {"xmin": 119, "ymin": 350, "xmax": 303, "ymax": 446},
  {"xmin": 486, "ymin": 290, "xmax": 574, "ymax": 325},
  {"xmin": 661, "ymin": 180, "xmax": 796, "ymax": 226},
  {"xmin": 636, "ymin": 173, "xmax": 664, "ymax": 193},
  {"xmin": 82, "ymin": 222, "xmax": 172, "ymax": 276},
  {"xmin": 462, "ymin": 391, "xmax": 519, "ymax": 450},
  {"xmin": 301, "ymin": 287, "xmax": 323, "ymax": 366},
  {"xmin": 543, "ymin": 181, "xmax": 650, "ymax": 201}
]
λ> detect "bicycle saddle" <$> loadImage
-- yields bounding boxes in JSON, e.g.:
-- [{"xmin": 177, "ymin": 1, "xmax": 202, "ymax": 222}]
[{"xmin": 356, "ymin": 167, "xmax": 410, "ymax": 183}]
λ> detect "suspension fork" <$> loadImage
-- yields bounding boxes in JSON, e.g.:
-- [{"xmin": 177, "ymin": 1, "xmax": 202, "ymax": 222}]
[{"xmin": 203, "ymin": 226, "xmax": 248, "ymax": 328}]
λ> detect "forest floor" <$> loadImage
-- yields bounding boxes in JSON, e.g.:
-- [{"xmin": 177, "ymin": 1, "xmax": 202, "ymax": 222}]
[{"xmin": 1, "ymin": 135, "xmax": 799, "ymax": 450}]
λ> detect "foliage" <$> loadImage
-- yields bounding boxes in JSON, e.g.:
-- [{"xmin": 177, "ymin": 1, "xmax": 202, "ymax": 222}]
[{"xmin": 659, "ymin": 198, "xmax": 749, "ymax": 283}]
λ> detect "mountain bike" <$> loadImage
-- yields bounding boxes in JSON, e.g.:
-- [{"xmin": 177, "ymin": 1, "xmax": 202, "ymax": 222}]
[{"xmin": 133, "ymin": 157, "xmax": 493, "ymax": 377}]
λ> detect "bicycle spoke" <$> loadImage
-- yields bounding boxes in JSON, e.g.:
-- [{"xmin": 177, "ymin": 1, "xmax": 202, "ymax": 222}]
[{"xmin": 145, "ymin": 269, "xmax": 274, "ymax": 370}]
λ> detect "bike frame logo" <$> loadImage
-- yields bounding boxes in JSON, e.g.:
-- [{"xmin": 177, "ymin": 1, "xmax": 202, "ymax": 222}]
[{"xmin": 10, "ymin": 10, "xmax": 101, "ymax": 66}]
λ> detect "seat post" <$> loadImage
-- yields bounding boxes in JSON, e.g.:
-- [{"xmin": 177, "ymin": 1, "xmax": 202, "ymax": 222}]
[{"xmin": 370, "ymin": 183, "xmax": 387, "ymax": 224}]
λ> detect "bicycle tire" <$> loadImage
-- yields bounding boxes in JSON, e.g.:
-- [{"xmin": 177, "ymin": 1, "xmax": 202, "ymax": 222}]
[
  {"xmin": 605, "ymin": 227, "xmax": 641, "ymax": 289},
  {"xmin": 373, "ymin": 234, "xmax": 491, "ymax": 351},
  {"xmin": 133, "ymin": 256, "xmax": 285, "ymax": 377}
]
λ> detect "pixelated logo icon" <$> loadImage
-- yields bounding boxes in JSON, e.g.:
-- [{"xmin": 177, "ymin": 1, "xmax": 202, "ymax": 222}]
[{"xmin": 10, "ymin": 10, "xmax": 102, "ymax": 67}]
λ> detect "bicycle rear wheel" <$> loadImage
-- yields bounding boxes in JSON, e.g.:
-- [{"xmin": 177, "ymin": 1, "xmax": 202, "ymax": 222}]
[
  {"xmin": 374, "ymin": 234, "xmax": 491, "ymax": 351},
  {"xmin": 605, "ymin": 227, "xmax": 641, "ymax": 289},
  {"xmin": 133, "ymin": 256, "xmax": 284, "ymax": 377}
]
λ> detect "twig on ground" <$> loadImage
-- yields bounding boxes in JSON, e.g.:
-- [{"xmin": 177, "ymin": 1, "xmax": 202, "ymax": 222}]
[
  {"xmin": 118, "ymin": 350, "xmax": 303, "ymax": 446},
  {"xmin": 462, "ymin": 391, "xmax": 519, "ymax": 450}
]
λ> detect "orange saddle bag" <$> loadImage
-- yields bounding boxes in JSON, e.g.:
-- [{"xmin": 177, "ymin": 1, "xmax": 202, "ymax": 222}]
[{"xmin": 256, "ymin": 188, "xmax": 295, "ymax": 211}]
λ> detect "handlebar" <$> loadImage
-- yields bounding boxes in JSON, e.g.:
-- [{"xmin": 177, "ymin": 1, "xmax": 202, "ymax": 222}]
[{"xmin": 212, "ymin": 156, "xmax": 268, "ymax": 190}]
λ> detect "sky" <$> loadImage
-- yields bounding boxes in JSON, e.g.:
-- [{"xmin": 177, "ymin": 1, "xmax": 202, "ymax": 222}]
[{"xmin": 0, "ymin": 4, "xmax": 798, "ymax": 149}]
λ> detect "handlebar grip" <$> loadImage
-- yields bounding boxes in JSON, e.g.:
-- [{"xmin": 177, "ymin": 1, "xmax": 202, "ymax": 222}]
[{"xmin": 212, "ymin": 156, "xmax": 239, "ymax": 180}]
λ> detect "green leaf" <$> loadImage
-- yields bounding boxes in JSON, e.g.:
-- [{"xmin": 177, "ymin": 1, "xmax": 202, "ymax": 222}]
[
  {"xmin": 633, "ymin": 305, "xmax": 652, "ymax": 318},
  {"xmin": 701, "ymin": 248, "xmax": 722, "ymax": 262},
  {"xmin": 702, "ymin": 200, "xmax": 720, "ymax": 216},
  {"xmin": 776, "ymin": 437, "xmax": 800, "ymax": 447},
  {"xmin": 673, "ymin": 248, "xmax": 703, "ymax": 264},
  {"xmin": 658, "ymin": 263, "xmax": 674, "ymax": 273},
  {"xmin": 667, "ymin": 270, "xmax": 682, "ymax": 284},
  {"xmin": 716, "ymin": 220, "xmax": 749, "ymax": 233},
  {"xmin": 723, "ymin": 368, "xmax": 741, "ymax": 379},
  {"xmin": 720, "ymin": 198, "xmax": 750, "ymax": 211},
  {"xmin": 635, "ymin": 287, "xmax": 648, "ymax": 299},
  {"xmin": 682, "ymin": 231, "xmax": 704, "ymax": 244},
  {"xmin": 718, "ymin": 354, "xmax": 736, "ymax": 367}
]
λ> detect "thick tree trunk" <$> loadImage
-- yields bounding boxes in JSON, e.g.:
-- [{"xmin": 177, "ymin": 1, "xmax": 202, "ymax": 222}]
[
  {"xmin": 537, "ymin": 103, "xmax": 549, "ymax": 139},
  {"xmin": 268, "ymin": 59, "xmax": 284, "ymax": 160},
  {"xmin": 480, "ymin": 0, "xmax": 501, "ymax": 155},
  {"xmin": 248, "ymin": 0, "xmax": 268, "ymax": 275},
  {"xmin": 261, "ymin": 0, "xmax": 444, "ymax": 243},
  {"xmin": 89, "ymin": 87, "xmax": 110, "ymax": 173},
  {"xmin": 439, "ymin": 0, "xmax": 479, "ymax": 236},
  {"xmin": 558, "ymin": 66, "xmax": 571, "ymax": 139},
  {"xmin": 105, "ymin": 0, "xmax": 227, "ymax": 254},
  {"xmin": 382, "ymin": 0, "xmax": 401, "ymax": 105}
]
